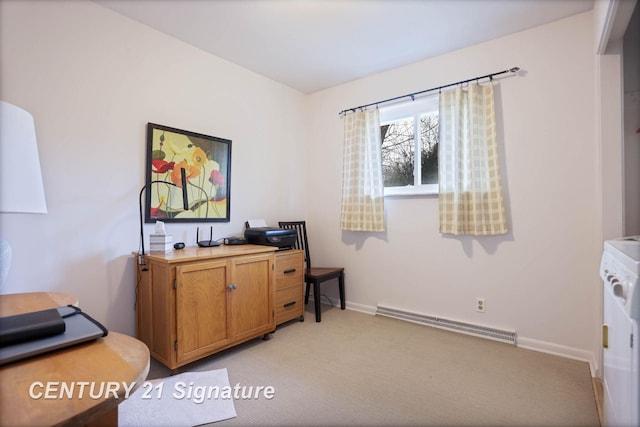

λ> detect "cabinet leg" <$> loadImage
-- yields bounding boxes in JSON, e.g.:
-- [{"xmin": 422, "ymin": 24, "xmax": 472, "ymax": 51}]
[
  {"xmin": 299, "ymin": 315, "xmax": 304, "ymax": 322},
  {"xmin": 262, "ymin": 333, "xmax": 272, "ymax": 341}
]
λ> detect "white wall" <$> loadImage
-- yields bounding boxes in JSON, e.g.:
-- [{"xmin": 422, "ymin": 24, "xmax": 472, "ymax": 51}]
[
  {"xmin": 306, "ymin": 12, "xmax": 602, "ymax": 371},
  {"xmin": 0, "ymin": 2, "xmax": 613, "ymax": 375},
  {"xmin": 0, "ymin": 1, "xmax": 308, "ymax": 335}
]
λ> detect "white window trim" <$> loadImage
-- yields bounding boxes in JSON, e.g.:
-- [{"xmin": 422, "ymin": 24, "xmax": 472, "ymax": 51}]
[
  {"xmin": 384, "ymin": 183, "xmax": 439, "ymax": 197},
  {"xmin": 380, "ymin": 95, "xmax": 439, "ymax": 198}
]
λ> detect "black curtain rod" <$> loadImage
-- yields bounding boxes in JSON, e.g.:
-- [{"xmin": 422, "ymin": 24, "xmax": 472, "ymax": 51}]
[{"xmin": 338, "ymin": 66, "xmax": 520, "ymax": 116}]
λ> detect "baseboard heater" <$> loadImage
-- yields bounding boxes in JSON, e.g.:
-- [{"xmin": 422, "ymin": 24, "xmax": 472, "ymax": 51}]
[{"xmin": 375, "ymin": 305, "xmax": 517, "ymax": 345}]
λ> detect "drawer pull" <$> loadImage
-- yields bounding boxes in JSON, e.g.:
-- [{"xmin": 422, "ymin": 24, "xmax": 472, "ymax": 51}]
[
  {"xmin": 283, "ymin": 268, "xmax": 297, "ymax": 274},
  {"xmin": 283, "ymin": 301, "xmax": 296, "ymax": 308}
]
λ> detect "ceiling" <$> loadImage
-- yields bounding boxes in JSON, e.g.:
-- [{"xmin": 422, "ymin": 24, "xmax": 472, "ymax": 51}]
[{"xmin": 95, "ymin": 0, "xmax": 594, "ymax": 94}]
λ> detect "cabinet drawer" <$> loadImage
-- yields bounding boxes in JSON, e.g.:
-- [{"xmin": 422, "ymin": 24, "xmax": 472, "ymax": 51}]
[
  {"xmin": 275, "ymin": 251, "xmax": 303, "ymax": 290},
  {"xmin": 275, "ymin": 285, "xmax": 303, "ymax": 325}
]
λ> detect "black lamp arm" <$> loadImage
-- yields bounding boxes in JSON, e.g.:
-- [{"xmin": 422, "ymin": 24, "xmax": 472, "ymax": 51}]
[{"xmin": 138, "ymin": 168, "xmax": 190, "ymax": 258}]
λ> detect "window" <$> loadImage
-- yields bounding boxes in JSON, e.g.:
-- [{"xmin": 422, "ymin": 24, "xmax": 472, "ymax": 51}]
[{"xmin": 380, "ymin": 95, "xmax": 439, "ymax": 196}]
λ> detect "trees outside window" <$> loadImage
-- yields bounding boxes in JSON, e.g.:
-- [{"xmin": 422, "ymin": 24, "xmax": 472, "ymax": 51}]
[{"xmin": 381, "ymin": 112, "xmax": 439, "ymax": 189}]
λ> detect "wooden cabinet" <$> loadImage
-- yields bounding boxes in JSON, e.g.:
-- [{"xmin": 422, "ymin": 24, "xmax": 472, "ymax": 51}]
[
  {"xmin": 275, "ymin": 250, "xmax": 304, "ymax": 325},
  {"xmin": 136, "ymin": 245, "xmax": 276, "ymax": 370}
]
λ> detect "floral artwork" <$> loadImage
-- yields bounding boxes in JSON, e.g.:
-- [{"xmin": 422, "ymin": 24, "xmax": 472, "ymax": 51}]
[{"xmin": 145, "ymin": 123, "xmax": 231, "ymax": 222}]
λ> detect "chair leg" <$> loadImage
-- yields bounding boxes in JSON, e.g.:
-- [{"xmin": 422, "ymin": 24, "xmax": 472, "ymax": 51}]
[
  {"xmin": 339, "ymin": 272, "xmax": 345, "ymax": 310},
  {"xmin": 304, "ymin": 282, "xmax": 310, "ymax": 304},
  {"xmin": 314, "ymin": 281, "xmax": 321, "ymax": 322}
]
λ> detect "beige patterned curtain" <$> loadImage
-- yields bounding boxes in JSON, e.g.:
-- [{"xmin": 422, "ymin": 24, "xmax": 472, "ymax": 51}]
[
  {"xmin": 340, "ymin": 109, "xmax": 385, "ymax": 232},
  {"xmin": 438, "ymin": 83, "xmax": 507, "ymax": 235}
]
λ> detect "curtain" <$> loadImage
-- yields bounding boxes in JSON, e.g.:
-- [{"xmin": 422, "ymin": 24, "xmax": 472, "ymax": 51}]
[
  {"xmin": 438, "ymin": 83, "xmax": 507, "ymax": 235},
  {"xmin": 340, "ymin": 109, "xmax": 385, "ymax": 232}
]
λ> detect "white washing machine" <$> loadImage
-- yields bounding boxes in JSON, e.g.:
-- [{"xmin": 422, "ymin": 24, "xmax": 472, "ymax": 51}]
[{"xmin": 600, "ymin": 237, "xmax": 640, "ymax": 427}]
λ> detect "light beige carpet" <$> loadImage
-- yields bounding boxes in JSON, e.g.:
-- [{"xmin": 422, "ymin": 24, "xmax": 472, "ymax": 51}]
[{"xmin": 147, "ymin": 305, "xmax": 600, "ymax": 426}]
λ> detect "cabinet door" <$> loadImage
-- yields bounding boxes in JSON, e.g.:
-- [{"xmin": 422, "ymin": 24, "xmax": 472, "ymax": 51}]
[
  {"xmin": 175, "ymin": 260, "xmax": 232, "ymax": 364},
  {"xmin": 229, "ymin": 253, "xmax": 275, "ymax": 341}
]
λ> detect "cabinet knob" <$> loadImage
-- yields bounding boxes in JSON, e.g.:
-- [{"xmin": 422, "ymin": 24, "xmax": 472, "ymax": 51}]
[{"xmin": 227, "ymin": 284, "xmax": 237, "ymax": 290}]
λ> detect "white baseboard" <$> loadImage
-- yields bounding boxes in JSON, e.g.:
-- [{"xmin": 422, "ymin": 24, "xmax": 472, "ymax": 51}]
[
  {"xmin": 341, "ymin": 301, "xmax": 376, "ymax": 315},
  {"xmin": 517, "ymin": 337, "xmax": 599, "ymax": 378},
  {"xmin": 308, "ymin": 295, "xmax": 376, "ymax": 315}
]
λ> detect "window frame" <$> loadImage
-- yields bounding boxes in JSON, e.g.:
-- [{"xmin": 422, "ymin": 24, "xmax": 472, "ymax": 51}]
[{"xmin": 379, "ymin": 95, "xmax": 439, "ymax": 197}]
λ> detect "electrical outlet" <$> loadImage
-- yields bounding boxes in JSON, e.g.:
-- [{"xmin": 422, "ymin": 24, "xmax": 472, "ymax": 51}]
[{"xmin": 476, "ymin": 298, "xmax": 486, "ymax": 313}]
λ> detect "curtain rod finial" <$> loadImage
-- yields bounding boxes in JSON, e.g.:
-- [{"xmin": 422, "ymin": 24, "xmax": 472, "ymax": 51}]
[{"xmin": 510, "ymin": 67, "xmax": 520, "ymax": 73}]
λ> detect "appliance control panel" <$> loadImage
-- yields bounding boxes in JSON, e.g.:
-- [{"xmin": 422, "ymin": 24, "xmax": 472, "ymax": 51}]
[{"xmin": 602, "ymin": 244, "xmax": 640, "ymax": 319}]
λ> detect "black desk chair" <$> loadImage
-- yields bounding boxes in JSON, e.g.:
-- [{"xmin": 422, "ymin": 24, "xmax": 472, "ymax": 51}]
[{"xmin": 278, "ymin": 221, "xmax": 345, "ymax": 322}]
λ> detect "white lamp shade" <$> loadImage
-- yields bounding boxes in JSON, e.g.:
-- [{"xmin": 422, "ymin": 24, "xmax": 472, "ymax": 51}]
[{"xmin": 0, "ymin": 101, "xmax": 47, "ymax": 213}]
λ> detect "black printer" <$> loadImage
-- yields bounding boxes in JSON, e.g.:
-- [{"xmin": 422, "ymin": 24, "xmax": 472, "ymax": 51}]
[{"xmin": 244, "ymin": 227, "xmax": 297, "ymax": 249}]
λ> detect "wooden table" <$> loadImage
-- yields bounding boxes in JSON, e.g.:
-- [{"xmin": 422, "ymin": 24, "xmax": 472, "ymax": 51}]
[{"xmin": 0, "ymin": 292, "xmax": 150, "ymax": 427}]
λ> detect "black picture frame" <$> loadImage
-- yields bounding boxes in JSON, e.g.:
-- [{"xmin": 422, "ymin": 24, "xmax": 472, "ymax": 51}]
[{"xmin": 145, "ymin": 123, "xmax": 231, "ymax": 223}]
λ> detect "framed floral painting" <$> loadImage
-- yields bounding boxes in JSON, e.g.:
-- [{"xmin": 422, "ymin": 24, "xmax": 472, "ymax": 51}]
[{"xmin": 144, "ymin": 123, "xmax": 231, "ymax": 223}]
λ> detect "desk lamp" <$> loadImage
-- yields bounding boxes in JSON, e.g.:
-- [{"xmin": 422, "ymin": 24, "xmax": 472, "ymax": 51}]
[
  {"xmin": 138, "ymin": 168, "xmax": 189, "ymax": 261},
  {"xmin": 0, "ymin": 101, "xmax": 48, "ymax": 288}
]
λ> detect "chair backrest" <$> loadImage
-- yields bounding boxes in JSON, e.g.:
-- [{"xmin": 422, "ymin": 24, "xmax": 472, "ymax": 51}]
[{"xmin": 278, "ymin": 221, "xmax": 311, "ymax": 269}]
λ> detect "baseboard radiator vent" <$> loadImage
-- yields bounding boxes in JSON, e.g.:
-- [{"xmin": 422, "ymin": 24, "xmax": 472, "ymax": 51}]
[{"xmin": 376, "ymin": 306, "xmax": 517, "ymax": 345}]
